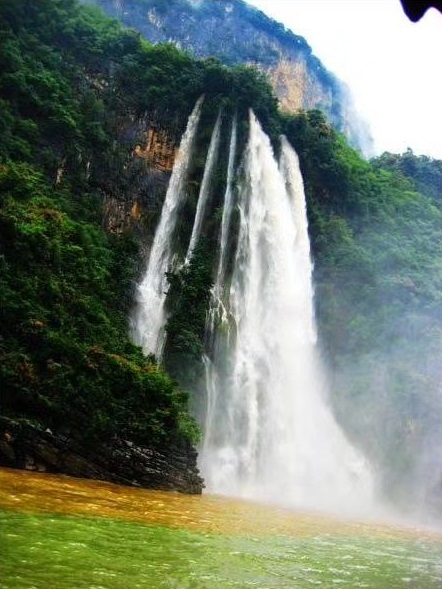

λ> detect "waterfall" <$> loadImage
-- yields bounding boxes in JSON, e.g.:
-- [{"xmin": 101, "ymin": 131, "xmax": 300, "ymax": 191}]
[
  {"xmin": 132, "ymin": 96, "xmax": 204, "ymax": 358},
  {"xmin": 215, "ymin": 114, "xmax": 237, "ymax": 289},
  {"xmin": 202, "ymin": 115, "xmax": 237, "ymax": 452},
  {"xmin": 199, "ymin": 111, "xmax": 373, "ymax": 514},
  {"xmin": 185, "ymin": 110, "xmax": 222, "ymax": 264},
  {"xmin": 279, "ymin": 135, "xmax": 316, "ymax": 345}
]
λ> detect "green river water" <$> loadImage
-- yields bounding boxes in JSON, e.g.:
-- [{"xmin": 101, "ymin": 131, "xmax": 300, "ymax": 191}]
[{"xmin": 1, "ymin": 468, "xmax": 441, "ymax": 589}]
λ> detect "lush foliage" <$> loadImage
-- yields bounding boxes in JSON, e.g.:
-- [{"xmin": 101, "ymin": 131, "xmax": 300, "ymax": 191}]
[
  {"xmin": 0, "ymin": 0, "xmax": 207, "ymax": 448},
  {"xmin": 372, "ymin": 148, "xmax": 442, "ymax": 205},
  {"xmin": 163, "ymin": 240, "xmax": 214, "ymax": 391},
  {"xmin": 0, "ymin": 161, "xmax": 195, "ymax": 446}
]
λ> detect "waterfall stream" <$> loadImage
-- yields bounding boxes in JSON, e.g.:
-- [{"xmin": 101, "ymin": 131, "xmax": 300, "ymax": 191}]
[
  {"xmin": 134, "ymin": 104, "xmax": 373, "ymax": 514},
  {"xmin": 215, "ymin": 113, "xmax": 237, "ymax": 289},
  {"xmin": 185, "ymin": 110, "xmax": 222, "ymax": 264},
  {"xmin": 132, "ymin": 96, "xmax": 204, "ymax": 358},
  {"xmin": 199, "ymin": 111, "xmax": 373, "ymax": 514},
  {"xmin": 203, "ymin": 115, "xmax": 237, "ymax": 453}
]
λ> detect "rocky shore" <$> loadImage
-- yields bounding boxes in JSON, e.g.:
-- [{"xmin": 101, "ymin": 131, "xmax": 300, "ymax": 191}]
[{"xmin": 0, "ymin": 417, "xmax": 203, "ymax": 494}]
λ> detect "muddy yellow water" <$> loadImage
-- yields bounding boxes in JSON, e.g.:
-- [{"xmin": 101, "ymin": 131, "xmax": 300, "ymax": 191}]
[
  {"xmin": 0, "ymin": 467, "xmax": 399, "ymax": 537},
  {"xmin": 1, "ymin": 468, "xmax": 442, "ymax": 589}
]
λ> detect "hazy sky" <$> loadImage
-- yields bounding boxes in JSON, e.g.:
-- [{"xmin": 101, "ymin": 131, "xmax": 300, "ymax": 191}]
[{"xmin": 247, "ymin": 0, "xmax": 442, "ymax": 159}]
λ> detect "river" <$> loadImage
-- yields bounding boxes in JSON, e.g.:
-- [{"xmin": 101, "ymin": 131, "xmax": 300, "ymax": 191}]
[{"xmin": 1, "ymin": 468, "xmax": 441, "ymax": 588}]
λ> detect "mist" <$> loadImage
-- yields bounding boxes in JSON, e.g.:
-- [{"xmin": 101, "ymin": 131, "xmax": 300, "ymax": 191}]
[{"xmin": 316, "ymin": 220, "xmax": 442, "ymax": 526}]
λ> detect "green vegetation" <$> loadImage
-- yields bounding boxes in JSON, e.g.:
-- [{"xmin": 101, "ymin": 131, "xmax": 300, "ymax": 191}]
[
  {"xmin": 372, "ymin": 148, "xmax": 442, "ymax": 205},
  {"xmin": 164, "ymin": 239, "xmax": 214, "ymax": 391},
  {"xmin": 0, "ymin": 0, "xmax": 207, "ymax": 450},
  {"xmin": 0, "ymin": 160, "xmax": 194, "ymax": 447}
]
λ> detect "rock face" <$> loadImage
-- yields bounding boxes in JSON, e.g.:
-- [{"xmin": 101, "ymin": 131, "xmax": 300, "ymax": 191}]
[
  {"xmin": 83, "ymin": 0, "xmax": 372, "ymax": 153},
  {"xmin": 0, "ymin": 417, "xmax": 203, "ymax": 494},
  {"xmin": 102, "ymin": 117, "xmax": 178, "ymax": 233},
  {"xmin": 134, "ymin": 126, "xmax": 178, "ymax": 172}
]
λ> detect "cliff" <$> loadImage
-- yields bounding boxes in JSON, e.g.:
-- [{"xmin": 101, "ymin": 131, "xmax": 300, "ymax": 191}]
[
  {"xmin": 82, "ymin": 0, "xmax": 372, "ymax": 152},
  {"xmin": 102, "ymin": 117, "xmax": 178, "ymax": 233}
]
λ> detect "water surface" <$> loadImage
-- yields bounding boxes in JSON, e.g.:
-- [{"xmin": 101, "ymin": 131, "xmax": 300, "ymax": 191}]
[{"xmin": 1, "ymin": 468, "xmax": 441, "ymax": 588}]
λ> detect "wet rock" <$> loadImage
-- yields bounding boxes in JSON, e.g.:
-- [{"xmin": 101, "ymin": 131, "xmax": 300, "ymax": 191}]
[{"xmin": 0, "ymin": 417, "xmax": 203, "ymax": 494}]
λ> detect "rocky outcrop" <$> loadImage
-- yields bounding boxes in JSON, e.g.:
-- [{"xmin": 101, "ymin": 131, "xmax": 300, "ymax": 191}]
[
  {"xmin": 264, "ymin": 57, "xmax": 334, "ymax": 114},
  {"xmin": 0, "ymin": 417, "xmax": 203, "ymax": 494},
  {"xmin": 102, "ymin": 119, "xmax": 178, "ymax": 234},
  {"xmin": 134, "ymin": 126, "xmax": 178, "ymax": 172}
]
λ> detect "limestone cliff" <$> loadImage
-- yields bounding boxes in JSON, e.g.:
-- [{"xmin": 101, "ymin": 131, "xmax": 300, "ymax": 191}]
[
  {"xmin": 82, "ymin": 0, "xmax": 372, "ymax": 153},
  {"xmin": 266, "ymin": 58, "xmax": 323, "ymax": 113}
]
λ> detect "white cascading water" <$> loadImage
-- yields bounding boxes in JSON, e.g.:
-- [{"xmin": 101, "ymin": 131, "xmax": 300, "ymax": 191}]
[
  {"xmin": 199, "ymin": 111, "xmax": 374, "ymax": 514},
  {"xmin": 185, "ymin": 110, "xmax": 222, "ymax": 264},
  {"xmin": 202, "ymin": 115, "xmax": 237, "ymax": 450},
  {"xmin": 214, "ymin": 113, "xmax": 237, "ymax": 288},
  {"xmin": 132, "ymin": 96, "xmax": 204, "ymax": 358}
]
